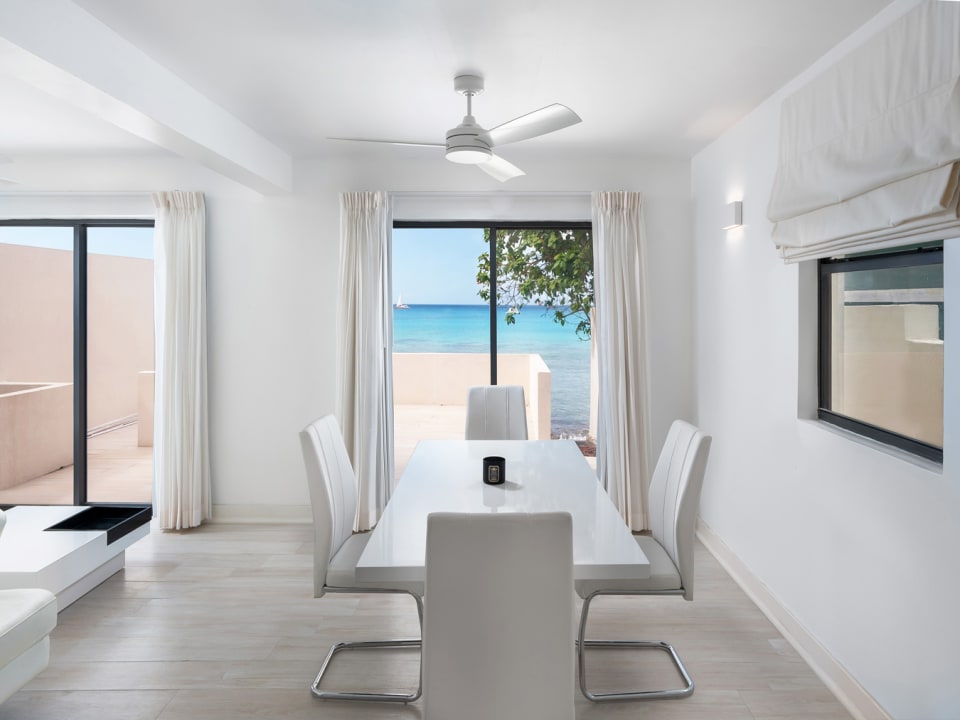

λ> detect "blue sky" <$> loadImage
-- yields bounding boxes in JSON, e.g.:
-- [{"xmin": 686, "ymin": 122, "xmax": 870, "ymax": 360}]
[
  {"xmin": 393, "ymin": 226, "xmax": 488, "ymax": 305},
  {"xmin": 0, "ymin": 225, "xmax": 153, "ymax": 258}
]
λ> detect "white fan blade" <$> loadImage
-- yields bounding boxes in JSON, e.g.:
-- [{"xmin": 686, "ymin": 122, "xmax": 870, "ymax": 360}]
[
  {"xmin": 478, "ymin": 154, "xmax": 525, "ymax": 182},
  {"xmin": 328, "ymin": 137, "xmax": 443, "ymax": 148},
  {"xmin": 487, "ymin": 104, "xmax": 581, "ymax": 146}
]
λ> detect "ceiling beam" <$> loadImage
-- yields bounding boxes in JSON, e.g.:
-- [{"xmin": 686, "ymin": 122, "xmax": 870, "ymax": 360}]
[{"xmin": 0, "ymin": 0, "xmax": 292, "ymax": 194}]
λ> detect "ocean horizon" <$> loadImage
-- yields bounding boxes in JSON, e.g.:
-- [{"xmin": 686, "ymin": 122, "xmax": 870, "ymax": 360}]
[{"xmin": 393, "ymin": 303, "xmax": 591, "ymax": 438}]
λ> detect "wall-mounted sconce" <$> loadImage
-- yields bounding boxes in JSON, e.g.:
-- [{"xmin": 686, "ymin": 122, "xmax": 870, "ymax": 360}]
[{"xmin": 722, "ymin": 200, "xmax": 743, "ymax": 230}]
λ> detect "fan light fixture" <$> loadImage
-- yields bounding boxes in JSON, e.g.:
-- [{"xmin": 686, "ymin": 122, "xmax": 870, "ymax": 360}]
[{"xmin": 446, "ymin": 147, "xmax": 492, "ymax": 164}]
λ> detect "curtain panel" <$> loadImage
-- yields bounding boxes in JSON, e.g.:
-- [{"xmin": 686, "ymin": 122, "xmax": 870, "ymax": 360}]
[
  {"xmin": 152, "ymin": 191, "xmax": 211, "ymax": 530},
  {"xmin": 592, "ymin": 191, "xmax": 652, "ymax": 531},
  {"xmin": 337, "ymin": 191, "xmax": 395, "ymax": 531},
  {"xmin": 768, "ymin": 0, "xmax": 960, "ymax": 261}
]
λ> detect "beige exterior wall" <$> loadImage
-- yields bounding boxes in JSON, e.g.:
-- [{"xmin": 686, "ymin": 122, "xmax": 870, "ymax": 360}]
[
  {"xmin": 87, "ymin": 250, "xmax": 155, "ymax": 430},
  {"xmin": 835, "ymin": 304, "xmax": 943, "ymax": 447},
  {"xmin": 0, "ymin": 383, "xmax": 73, "ymax": 489},
  {"xmin": 0, "ymin": 243, "xmax": 73, "ymax": 383},
  {"xmin": 0, "ymin": 243, "xmax": 153, "ymax": 488},
  {"xmin": 392, "ymin": 352, "xmax": 551, "ymax": 440},
  {"xmin": 0, "ymin": 243, "xmax": 153, "ymax": 431},
  {"xmin": 138, "ymin": 371, "xmax": 155, "ymax": 447}
]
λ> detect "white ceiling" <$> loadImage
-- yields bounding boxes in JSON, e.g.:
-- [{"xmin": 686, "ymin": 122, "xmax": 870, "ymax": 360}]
[{"xmin": 0, "ymin": 0, "xmax": 893, "ymax": 181}]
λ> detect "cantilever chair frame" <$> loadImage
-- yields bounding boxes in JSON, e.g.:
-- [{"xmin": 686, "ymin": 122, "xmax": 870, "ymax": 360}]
[
  {"xmin": 577, "ymin": 587, "xmax": 694, "ymax": 702},
  {"xmin": 311, "ymin": 586, "xmax": 424, "ymax": 703}
]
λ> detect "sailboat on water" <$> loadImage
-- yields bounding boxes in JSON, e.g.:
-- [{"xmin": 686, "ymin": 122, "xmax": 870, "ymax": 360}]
[{"xmin": 395, "ymin": 292, "xmax": 410, "ymax": 309}]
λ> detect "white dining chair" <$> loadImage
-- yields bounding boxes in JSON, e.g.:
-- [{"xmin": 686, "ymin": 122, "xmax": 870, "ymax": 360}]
[
  {"xmin": 299, "ymin": 415, "xmax": 424, "ymax": 702},
  {"xmin": 422, "ymin": 512, "xmax": 575, "ymax": 720},
  {"xmin": 464, "ymin": 384, "xmax": 528, "ymax": 440},
  {"xmin": 576, "ymin": 419, "xmax": 712, "ymax": 702}
]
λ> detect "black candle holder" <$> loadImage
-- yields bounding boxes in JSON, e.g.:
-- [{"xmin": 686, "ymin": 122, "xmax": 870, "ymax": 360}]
[{"xmin": 482, "ymin": 456, "xmax": 506, "ymax": 485}]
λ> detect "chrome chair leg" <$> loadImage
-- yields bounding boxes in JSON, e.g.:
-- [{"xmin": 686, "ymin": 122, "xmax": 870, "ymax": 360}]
[
  {"xmin": 577, "ymin": 590, "xmax": 694, "ymax": 702},
  {"xmin": 311, "ymin": 589, "xmax": 424, "ymax": 703}
]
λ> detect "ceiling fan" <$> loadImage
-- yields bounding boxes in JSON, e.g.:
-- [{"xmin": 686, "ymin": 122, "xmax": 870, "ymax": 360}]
[{"xmin": 330, "ymin": 75, "xmax": 581, "ymax": 182}]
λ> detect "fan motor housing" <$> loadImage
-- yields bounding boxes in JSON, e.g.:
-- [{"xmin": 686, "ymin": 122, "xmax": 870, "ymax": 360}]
[
  {"xmin": 445, "ymin": 122, "xmax": 492, "ymax": 163},
  {"xmin": 454, "ymin": 75, "xmax": 484, "ymax": 96}
]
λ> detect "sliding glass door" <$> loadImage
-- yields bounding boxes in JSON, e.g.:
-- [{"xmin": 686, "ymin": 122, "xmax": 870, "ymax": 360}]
[
  {"xmin": 490, "ymin": 227, "xmax": 593, "ymax": 444},
  {"xmin": 0, "ymin": 220, "xmax": 154, "ymax": 506},
  {"xmin": 86, "ymin": 226, "xmax": 155, "ymax": 503},
  {"xmin": 391, "ymin": 221, "xmax": 594, "ymax": 478},
  {"xmin": 391, "ymin": 226, "xmax": 491, "ymax": 477}
]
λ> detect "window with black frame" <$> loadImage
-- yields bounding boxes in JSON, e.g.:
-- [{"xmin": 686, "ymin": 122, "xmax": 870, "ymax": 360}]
[
  {"xmin": 0, "ymin": 219, "xmax": 155, "ymax": 507},
  {"xmin": 390, "ymin": 221, "xmax": 595, "ymax": 477},
  {"xmin": 818, "ymin": 244, "xmax": 944, "ymax": 462}
]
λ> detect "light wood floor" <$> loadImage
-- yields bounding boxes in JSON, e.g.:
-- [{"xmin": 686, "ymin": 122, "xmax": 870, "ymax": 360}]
[{"xmin": 2, "ymin": 523, "xmax": 853, "ymax": 720}]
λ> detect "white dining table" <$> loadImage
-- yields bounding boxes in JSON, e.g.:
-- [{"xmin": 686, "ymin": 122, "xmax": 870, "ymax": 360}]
[{"xmin": 356, "ymin": 439, "xmax": 649, "ymax": 585}]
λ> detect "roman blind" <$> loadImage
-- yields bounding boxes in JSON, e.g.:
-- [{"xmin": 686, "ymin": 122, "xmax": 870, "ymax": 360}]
[{"xmin": 767, "ymin": 0, "xmax": 960, "ymax": 262}]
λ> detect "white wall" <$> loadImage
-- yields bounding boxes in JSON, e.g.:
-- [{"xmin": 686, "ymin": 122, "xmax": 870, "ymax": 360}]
[
  {"xmin": 691, "ymin": 1, "xmax": 959, "ymax": 717},
  {"xmin": 1, "ymin": 148, "xmax": 694, "ymax": 519}
]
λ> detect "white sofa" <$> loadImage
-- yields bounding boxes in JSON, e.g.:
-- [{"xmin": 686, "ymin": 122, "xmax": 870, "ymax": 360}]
[{"xmin": 0, "ymin": 509, "xmax": 57, "ymax": 704}]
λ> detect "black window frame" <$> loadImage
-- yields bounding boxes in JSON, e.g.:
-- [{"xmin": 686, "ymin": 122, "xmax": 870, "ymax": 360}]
[
  {"xmin": 818, "ymin": 244, "xmax": 944, "ymax": 463},
  {"xmin": 393, "ymin": 220, "xmax": 592, "ymax": 385},
  {"xmin": 0, "ymin": 217, "xmax": 155, "ymax": 506}
]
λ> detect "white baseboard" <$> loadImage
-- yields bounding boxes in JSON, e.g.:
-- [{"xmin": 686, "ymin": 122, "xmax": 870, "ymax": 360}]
[
  {"xmin": 210, "ymin": 504, "xmax": 311, "ymax": 524},
  {"xmin": 696, "ymin": 519, "xmax": 892, "ymax": 720}
]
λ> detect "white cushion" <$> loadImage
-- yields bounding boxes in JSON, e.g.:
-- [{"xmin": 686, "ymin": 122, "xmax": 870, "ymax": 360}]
[
  {"xmin": 326, "ymin": 533, "xmax": 423, "ymax": 596},
  {"xmin": 0, "ymin": 589, "xmax": 57, "ymax": 667},
  {"xmin": 575, "ymin": 535, "xmax": 681, "ymax": 598}
]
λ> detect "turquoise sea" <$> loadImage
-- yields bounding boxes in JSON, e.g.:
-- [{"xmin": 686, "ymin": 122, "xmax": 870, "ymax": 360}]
[{"xmin": 393, "ymin": 304, "xmax": 591, "ymax": 438}]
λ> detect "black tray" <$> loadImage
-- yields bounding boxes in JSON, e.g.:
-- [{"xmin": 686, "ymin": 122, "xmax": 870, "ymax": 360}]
[{"xmin": 45, "ymin": 505, "xmax": 151, "ymax": 544}]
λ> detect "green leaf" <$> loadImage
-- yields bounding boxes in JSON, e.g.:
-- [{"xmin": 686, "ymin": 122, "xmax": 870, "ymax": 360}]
[{"xmin": 475, "ymin": 228, "xmax": 593, "ymax": 338}]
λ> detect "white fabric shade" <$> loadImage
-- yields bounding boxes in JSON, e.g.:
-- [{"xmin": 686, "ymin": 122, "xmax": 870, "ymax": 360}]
[
  {"xmin": 336, "ymin": 191, "xmax": 395, "ymax": 532},
  {"xmin": 152, "ymin": 191, "xmax": 211, "ymax": 530},
  {"xmin": 592, "ymin": 191, "xmax": 652, "ymax": 531},
  {"xmin": 768, "ymin": 0, "xmax": 960, "ymax": 261}
]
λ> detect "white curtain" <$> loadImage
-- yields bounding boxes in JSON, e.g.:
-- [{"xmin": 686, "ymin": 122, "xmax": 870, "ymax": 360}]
[
  {"xmin": 337, "ymin": 191, "xmax": 394, "ymax": 532},
  {"xmin": 768, "ymin": 0, "xmax": 960, "ymax": 261},
  {"xmin": 592, "ymin": 191, "xmax": 652, "ymax": 531},
  {"xmin": 152, "ymin": 191, "xmax": 211, "ymax": 530}
]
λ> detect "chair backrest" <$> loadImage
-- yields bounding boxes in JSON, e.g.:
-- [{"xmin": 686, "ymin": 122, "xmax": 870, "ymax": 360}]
[
  {"xmin": 423, "ymin": 512, "xmax": 574, "ymax": 720},
  {"xmin": 648, "ymin": 420, "xmax": 712, "ymax": 601},
  {"xmin": 299, "ymin": 415, "xmax": 358, "ymax": 597},
  {"xmin": 464, "ymin": 384, "xmax": 528, "ymax": 440}
]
